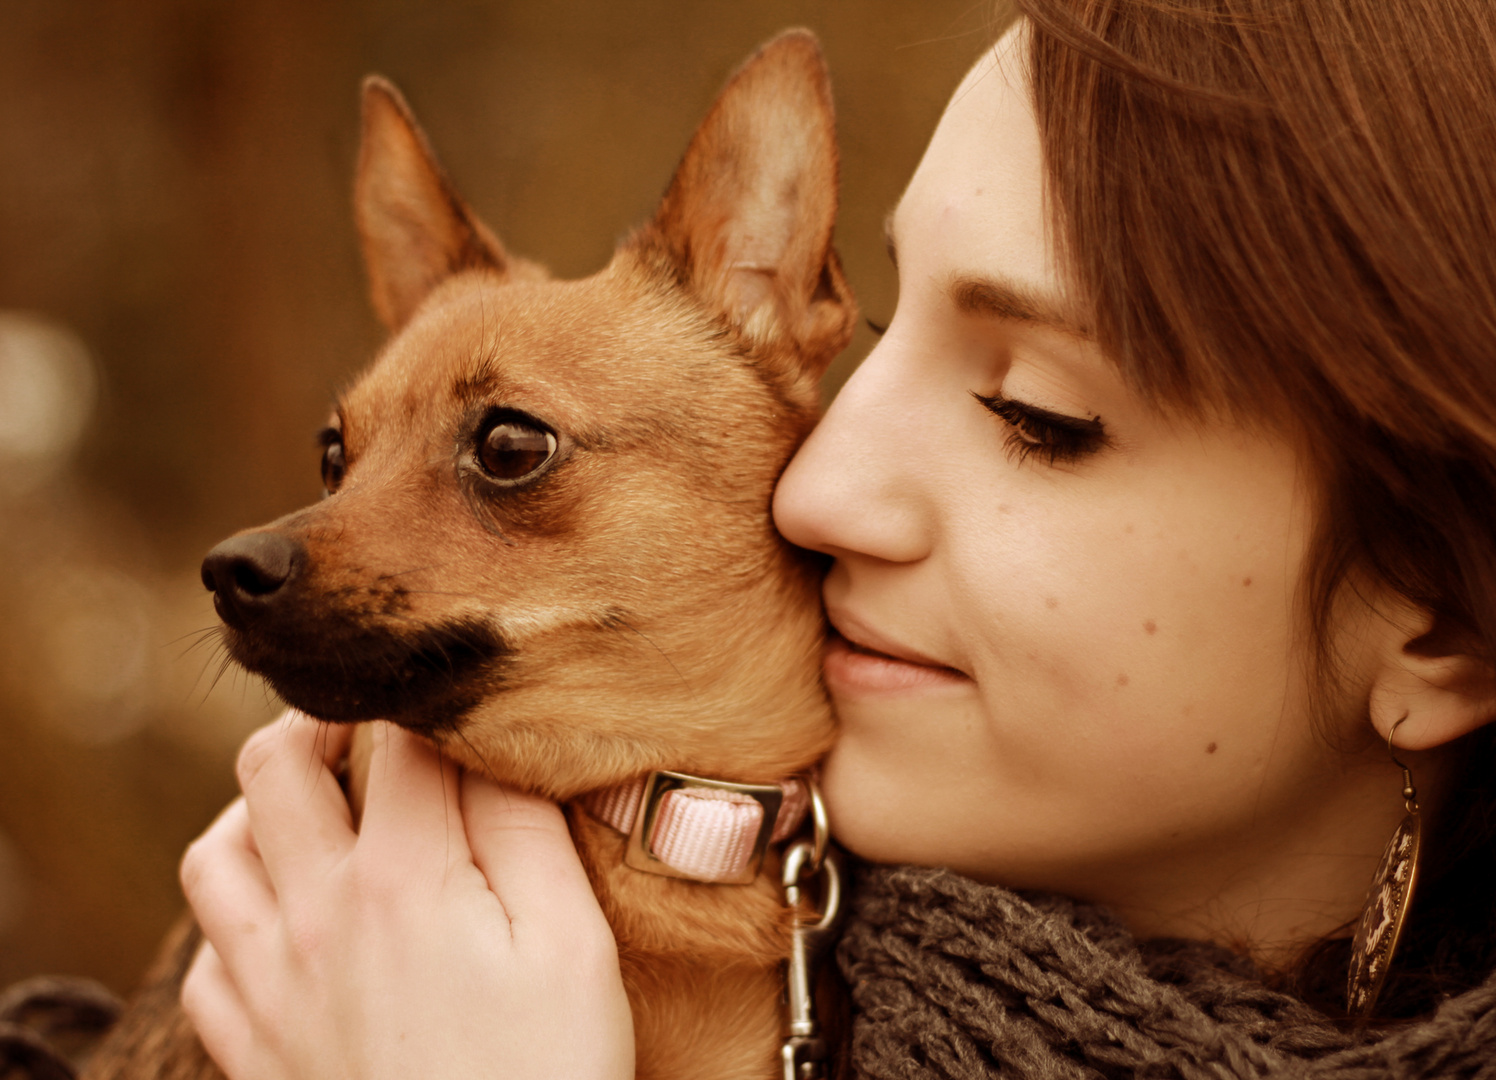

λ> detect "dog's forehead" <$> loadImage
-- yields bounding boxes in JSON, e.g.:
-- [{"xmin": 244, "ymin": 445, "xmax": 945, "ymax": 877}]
[{"xmin": 347, "ymin": 270, "xmax": 761, "ymax": 427}]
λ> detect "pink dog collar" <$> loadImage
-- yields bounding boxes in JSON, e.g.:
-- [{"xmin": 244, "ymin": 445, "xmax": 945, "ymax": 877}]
[{"xmin": 581, "ymin": 771, "xmax": 811, "ymax": 884}]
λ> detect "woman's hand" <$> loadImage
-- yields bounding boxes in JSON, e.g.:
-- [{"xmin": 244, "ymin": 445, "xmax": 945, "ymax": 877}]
[{"xmin": 179, "ymin": 712, "xmax": 634, "ymax": 1080}]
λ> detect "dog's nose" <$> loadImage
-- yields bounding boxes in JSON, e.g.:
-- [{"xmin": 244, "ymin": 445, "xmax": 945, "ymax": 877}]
[{"xmin": 201, "ymin": 532, "xmax": 304, "ymax": 627}]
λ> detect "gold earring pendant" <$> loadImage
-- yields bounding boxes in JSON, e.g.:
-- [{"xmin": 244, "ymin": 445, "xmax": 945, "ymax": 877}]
[{"xmin": 1346, "ymin": 717, "xmax": 1422, "ymax": 1018}]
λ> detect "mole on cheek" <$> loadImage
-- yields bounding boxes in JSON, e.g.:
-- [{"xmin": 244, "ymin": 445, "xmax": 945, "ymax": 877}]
[
  {"xmin": 1242, "ymin": 576, "xmax": 1253, "ymax": 587},
  {"xmin": 1206, "ymin": 742, "xmax": 1218, "ymax": 754},
  {"xmin": 1045, "ymin": 597, "xmax": 1059, "ymax": 609},
  {"xmin": 1116, "ymin": 673, "xmax": 1130, "ymax": 687},
  {"xmin": 1143, "ymin": 619, "xmax": 1157, "ymax": 635}
]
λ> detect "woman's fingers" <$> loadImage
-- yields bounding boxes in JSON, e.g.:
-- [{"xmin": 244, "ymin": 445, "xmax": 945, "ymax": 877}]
[
  {"xmin": 178, "ymin": 718, "xmax": 634, "ymax": 1080},
  {"xmin": 237, "ymin": 710, "xmax": 357, "ymax": 893},
  {"xmin": 180, "ymin": 798, "xmax": 277, "ymax": 969},
  {"xmin": 460, "ymin": 770, "xmax": 598, "ymax": 929},
  {"xmin": 181, "ymin": 939, "xmax": 257, "ymax": 1080},
  {"xmin": 356, "ymin": 723, "xmax": 470, "ymax": 870}
]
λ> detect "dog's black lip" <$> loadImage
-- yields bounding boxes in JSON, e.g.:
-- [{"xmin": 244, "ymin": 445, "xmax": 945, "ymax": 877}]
[{"xmin": 224, "ymin": 615, "xmax": 510, "ymax": 730}]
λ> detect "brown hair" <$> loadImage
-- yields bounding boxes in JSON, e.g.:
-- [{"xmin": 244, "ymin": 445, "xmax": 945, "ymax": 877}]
[{"xmin": 1012, "ymin": 0, "xmax": 1496, "ymax": 1020}]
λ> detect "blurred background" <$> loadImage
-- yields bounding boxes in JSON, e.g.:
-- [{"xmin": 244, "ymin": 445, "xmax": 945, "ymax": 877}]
[{"xmin": 0, "ymin": 0, "xmax": 993, "ymax": 994}]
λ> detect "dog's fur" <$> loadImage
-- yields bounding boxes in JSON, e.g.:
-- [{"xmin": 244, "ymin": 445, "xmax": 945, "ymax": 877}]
[{"xmin": 84, "ymin": 30, "xmax": 853, "ymax": 1080}]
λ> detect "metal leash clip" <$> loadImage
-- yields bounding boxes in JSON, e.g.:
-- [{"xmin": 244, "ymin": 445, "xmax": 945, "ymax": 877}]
[{"xmin": 780, "ymin": 779, "xmax": 842, "ymax": 1080}]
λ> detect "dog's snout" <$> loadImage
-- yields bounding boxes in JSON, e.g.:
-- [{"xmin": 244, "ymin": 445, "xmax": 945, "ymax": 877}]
[{"xmin": 201, "ymin": 532, "xmax": 304, "ymax": 626}]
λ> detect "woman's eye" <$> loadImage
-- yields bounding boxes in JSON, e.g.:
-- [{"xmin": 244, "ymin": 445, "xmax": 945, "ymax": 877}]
[
  {"xmin": 478, "ymin": 418, "xmax": 557, "ymax": 481},
  {"xmin": 972, "ymin": 391, "xmax": 1110, "ymax": 466},
  {"xmin": 319, "ymin": 430, "xmax": 346, "ymax": 495}
]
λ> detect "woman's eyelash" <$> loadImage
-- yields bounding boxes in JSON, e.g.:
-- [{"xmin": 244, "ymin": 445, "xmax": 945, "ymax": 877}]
[
  {"xmin": 865, "ymin": 317, "xmax": 888, "ymax": 336},
  {"xmin": 971, "ymin": 390, "xmax": 1111, "ymax": 465}
]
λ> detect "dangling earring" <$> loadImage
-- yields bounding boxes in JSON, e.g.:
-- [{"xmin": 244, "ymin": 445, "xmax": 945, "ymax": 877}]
[{"xmin": 1347, "ymin": 716, "xmax": 1422, "ymax": 1018}]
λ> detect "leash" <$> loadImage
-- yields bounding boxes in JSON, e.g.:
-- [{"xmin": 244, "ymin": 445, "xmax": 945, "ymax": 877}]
[
  {"xmin": 579, "ymin": 769, "xmax": 845, "ymax": 1077},
  {"xmin": 779, "ymin": 789, "xmax": 843, "ymax": 1080}
]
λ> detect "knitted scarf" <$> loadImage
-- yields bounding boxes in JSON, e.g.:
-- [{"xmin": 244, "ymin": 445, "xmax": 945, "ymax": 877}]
[{"xmin": 838, "ymin": 865, "xmax": 1496, "ymax": 1079}]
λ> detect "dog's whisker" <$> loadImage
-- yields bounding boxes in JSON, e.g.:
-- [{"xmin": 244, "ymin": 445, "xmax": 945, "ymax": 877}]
[
  {"xmin": 452, "ymin": 727, "xmax": 503, "ymax": 786},
  {"xmin": 303, "ymin": 719, "xmax": 328, "ymax": 798},
  {"xmin": 175, "ymin": 626, "xmax": 225, "ymax": 666},
  {"xmin": 374, "ymin": 563, "xmax": 448, "ymax": 582},
  {"xmin": 206, "ymin": 652, "xmax": 237, "ymax": 699},
  {"xmin": 693, "ymin": 496, "xmax": 764, "ymax": 508},
  {"xmin": 167, "ymin": 625, "xmax": 225, "ymax": 653},
  {"xmin": 615, "ymin": 618, "xmax": 696, "ymax": 700},
  {"xmin": 187, "ymin": 638, "xmax": 236, "ymax": 706},
  {"xmin": 389, "ymin": 589, "xmax": 487, "ymax": 600},
  {"xmin": 178, "ymin": 638, "xmax": 222, "ymax": 665}
]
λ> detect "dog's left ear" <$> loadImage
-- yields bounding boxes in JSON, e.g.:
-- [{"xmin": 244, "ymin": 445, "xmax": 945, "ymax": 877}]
[
  {"xmin": 648, "ymin": 30, "xmax": 857, "ymax": 389},
  {"xmin": 355, "ymin": 76, "xmax": 508, "ymax": 332}
]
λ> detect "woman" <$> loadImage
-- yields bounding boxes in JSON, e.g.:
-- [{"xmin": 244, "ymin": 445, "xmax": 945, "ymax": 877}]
[{"xmin": 177, "ymin": 0, "xmax": 1496, "ymax": 1076}]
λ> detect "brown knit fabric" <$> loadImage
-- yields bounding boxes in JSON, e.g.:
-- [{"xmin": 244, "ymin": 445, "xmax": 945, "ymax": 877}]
[{"xmin": 838, "ymin": 865, "xmax": 1496, "ymax": 1079}]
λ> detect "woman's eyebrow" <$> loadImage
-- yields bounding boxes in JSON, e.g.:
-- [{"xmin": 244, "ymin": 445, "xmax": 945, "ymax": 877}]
[
  {"xmin": 947, "ymin": 273, "xmax": 1094, "ymax": 338},
  {"xmin": 884, "ymin": 209, "xmax": 1092, "ymax": 338}
]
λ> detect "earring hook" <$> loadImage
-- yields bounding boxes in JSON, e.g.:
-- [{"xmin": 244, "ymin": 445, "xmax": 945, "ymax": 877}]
[{"xmin": 1388, "ymin": 715, "xmax": 1418, "ymax": 813}]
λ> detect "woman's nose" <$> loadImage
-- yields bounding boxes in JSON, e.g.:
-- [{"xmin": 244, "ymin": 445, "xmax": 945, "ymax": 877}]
[{"xmin": 773, "ymin": 336, "xmax": 936, "ymax": 564}]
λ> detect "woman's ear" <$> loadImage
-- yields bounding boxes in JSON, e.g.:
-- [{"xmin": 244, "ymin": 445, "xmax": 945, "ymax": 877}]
[{"xmin": 1367, "ymin": 600, "xmax": 1496, "ymax": 751}]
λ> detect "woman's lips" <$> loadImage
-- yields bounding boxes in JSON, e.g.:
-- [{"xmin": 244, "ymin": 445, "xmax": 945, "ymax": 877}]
[{"xmin": 822, "ymin": 628, "xmax": 971, "ymax": 696}]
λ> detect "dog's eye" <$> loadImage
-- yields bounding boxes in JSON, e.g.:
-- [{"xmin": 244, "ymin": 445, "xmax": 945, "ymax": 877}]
[
  {"xmin": 320, "ymin": 434, "xmax": 346, "ymax": 495},
  {"xmin": 479, "ymin": 419, "xmax": 556, "ymax": 481}
]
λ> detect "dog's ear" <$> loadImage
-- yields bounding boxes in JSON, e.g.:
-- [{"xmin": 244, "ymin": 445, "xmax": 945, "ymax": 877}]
[
  {"xmin": 649, "ymin": 30, "xmax": 856, "ymax": 384},
  {"xmin": 355, "ymin": 76, "xmax": 507, "ymax": 332}
]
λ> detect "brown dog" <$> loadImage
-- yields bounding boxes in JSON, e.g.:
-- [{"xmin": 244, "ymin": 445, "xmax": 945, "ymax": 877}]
[{"xmin": 84, "ymin": 29, "xmax": 853, "ymax": 1080}]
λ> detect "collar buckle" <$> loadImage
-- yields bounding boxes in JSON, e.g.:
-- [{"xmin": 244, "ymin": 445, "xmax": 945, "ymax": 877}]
[{"xmin": 624, "ymin": 769, "xmax": 785, "ymax": 884}]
